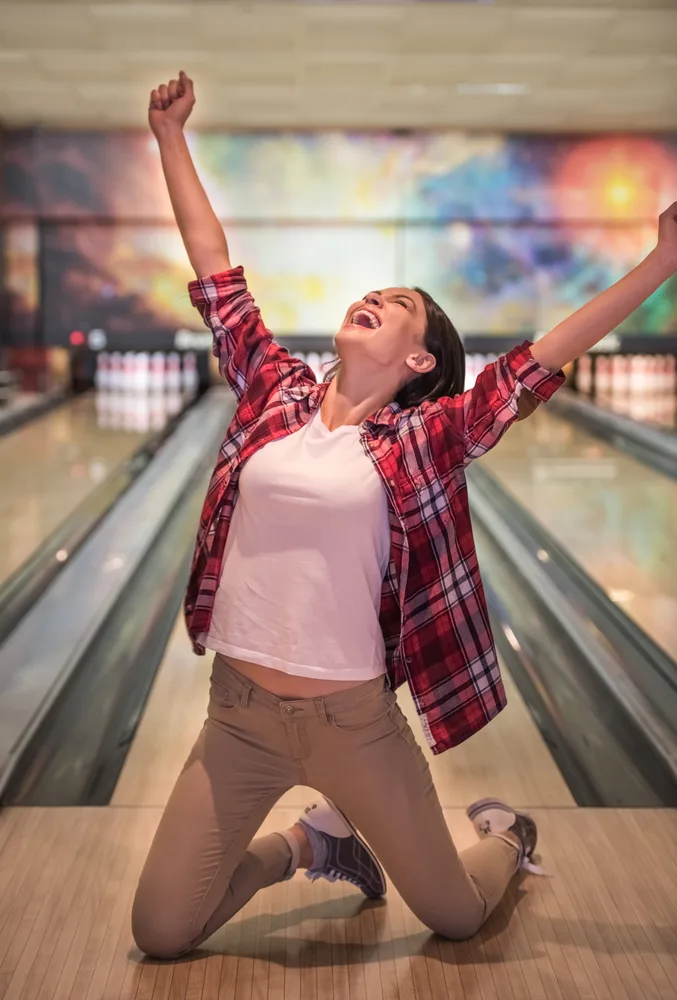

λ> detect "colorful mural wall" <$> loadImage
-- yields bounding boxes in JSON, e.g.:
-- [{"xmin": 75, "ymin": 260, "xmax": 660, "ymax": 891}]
[{"xmin": 2, "ymin": 130, "xmax": 677, "ymax": 349}]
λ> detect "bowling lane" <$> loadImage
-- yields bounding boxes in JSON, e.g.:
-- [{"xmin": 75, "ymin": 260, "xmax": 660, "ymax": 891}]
[
  {"xmin": 0, "ymin": 392, "xmax": 156, "ymax": 586},
  {"xmin": 480, "ymin": 404, "xmax": 677, "ymax": 660},
  {"xmin": 113, "ymin": 613, "xmax": 574, "ymax": 810}
]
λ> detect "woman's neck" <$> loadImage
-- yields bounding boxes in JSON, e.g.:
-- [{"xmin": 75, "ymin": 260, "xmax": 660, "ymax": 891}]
[{"xmin": 320, "ymin": 371, "xmax": 396, "ymax": 431}]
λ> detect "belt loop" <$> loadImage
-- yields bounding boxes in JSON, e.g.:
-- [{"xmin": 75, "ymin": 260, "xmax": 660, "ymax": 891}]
[
  {"xmin": 315, "ymin": 697, "xmax": 329, "ymax": 725},
  {"xmin": 240, "ymin": 683, "xmax": 252, "ymax": 708},
  {"xmin": 383, "ymin": 672, "xmax": 392, "ymax": 691}
]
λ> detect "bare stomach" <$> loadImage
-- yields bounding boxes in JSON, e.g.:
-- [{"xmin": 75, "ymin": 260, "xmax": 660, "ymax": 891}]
[{"xmin": 220, "ymin": 654, "xmax": 378, "ymax": 699}]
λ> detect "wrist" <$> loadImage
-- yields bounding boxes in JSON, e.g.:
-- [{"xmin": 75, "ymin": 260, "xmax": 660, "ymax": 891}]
[
  {"xmin": 151, "ymin": 119, "xmax": 186, "ymax": 143},
  {"xmin": 649, "ymin": 243, "xmax": 677, "ymax": 279}
]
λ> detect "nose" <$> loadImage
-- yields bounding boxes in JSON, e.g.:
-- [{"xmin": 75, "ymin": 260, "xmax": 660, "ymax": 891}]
[{"xmin": 364, "ymin": 292, "xmax": 382, "ymax": 308}]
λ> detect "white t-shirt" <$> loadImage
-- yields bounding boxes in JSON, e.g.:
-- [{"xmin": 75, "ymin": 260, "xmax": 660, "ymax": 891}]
[{"xmin": 203, "ymin": 409, "xmax": 391, "ymax": 679}]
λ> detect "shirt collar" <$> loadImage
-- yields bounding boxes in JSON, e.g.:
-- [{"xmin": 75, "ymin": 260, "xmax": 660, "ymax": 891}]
[{"xmin": 283, "ymin": 380, "xmax": 402, "ymax": 428}]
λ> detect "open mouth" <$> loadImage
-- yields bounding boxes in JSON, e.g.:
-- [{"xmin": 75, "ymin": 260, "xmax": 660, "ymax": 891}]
[{"xmin": 350, "ymin": 309, "xmax": 381, "ymax": 330}]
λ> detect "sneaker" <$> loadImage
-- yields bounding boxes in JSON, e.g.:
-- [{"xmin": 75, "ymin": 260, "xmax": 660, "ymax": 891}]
[
  {"xmin": 466, "ymin": 797, "xmax": 548, "ymax": 876},
  {"xmin": 298, "ymin": 797, "xmax": 387, "ymax": 899}
]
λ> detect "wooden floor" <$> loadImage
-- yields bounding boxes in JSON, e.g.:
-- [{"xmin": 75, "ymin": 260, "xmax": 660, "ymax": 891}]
[
  {"xmin": 1, "ymin": 804, "xmax": 676, "ymax": 1000},
  {"xmin": 4, "ymin": 617, "xmax": 677, "ymax": 999}
]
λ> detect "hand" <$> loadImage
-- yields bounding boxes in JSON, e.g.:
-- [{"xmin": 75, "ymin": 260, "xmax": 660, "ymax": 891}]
[
  {"xmin": 656, "ymin": 201, "xmax": 677, "ymax": 272},
  {"xmin": 148, "ymin": 71, "xmax": 195, "ymax": 136}
]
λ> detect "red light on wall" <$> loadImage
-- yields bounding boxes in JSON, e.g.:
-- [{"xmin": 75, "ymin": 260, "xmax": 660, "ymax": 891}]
[{"xmin": 70, "ymin": 330, "xmax": 85, "ymax": 346}]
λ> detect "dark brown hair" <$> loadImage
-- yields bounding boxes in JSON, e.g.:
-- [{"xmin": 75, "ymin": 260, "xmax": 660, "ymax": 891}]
[{"xmin": 323, "ymin": 288, "xmax": 465, "ymax": 408}]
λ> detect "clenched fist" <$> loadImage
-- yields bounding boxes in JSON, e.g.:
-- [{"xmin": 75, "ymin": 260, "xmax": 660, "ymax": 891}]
[{"xmin": 148, "ymin": 70, "xmax": 195, "ymax": 136}]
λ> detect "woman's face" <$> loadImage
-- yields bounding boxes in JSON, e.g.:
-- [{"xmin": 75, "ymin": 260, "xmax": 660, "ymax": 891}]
[{"xmin": 335, "ymin": 288, "xmax": 430, "ymax": 375}]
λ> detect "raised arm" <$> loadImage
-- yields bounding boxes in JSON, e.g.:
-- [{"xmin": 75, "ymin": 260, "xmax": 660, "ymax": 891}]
[
  {"xmin": 149, "ymin": 71, "xmax": 230, "ymax": 278},
  {"xmin": 532, "ymin": 203, "xmax": 677, "ymax": 372},
  {"xmin": 148, "ymin": 73, "xmax": 314, "ymax": 401},
  {"xmin": 436, "ymin": 204, "xmax": 676, "ymax": 468}
]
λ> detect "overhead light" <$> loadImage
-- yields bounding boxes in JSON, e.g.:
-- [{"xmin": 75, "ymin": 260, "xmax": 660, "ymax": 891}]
[
  {"xmin": 103, "ymin": 555, "xmax": 125, "ymax": 573},
  {"xmin": 125, "ymin": 51, "xmax": 205, "ymax": 63},
  {"xmin": 609, "ymin": 589, "xmax": 635, "ymax": 604},
  {"xmin": 456, "ymin": 83, "xmax": 529, "ymax": 96},
  {"xmin": 503, "ymin": 625, "xmax": 521, "ymax": 652}
]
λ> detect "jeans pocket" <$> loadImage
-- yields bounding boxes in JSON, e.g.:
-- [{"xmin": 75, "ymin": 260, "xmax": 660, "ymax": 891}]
[
  {"xmin": 328, "ymin": 688, "xmax": 397, "ymax": 733},
  {"xmin": 208, "ymin": 675, "xmax": 240, "ymax": 712}
]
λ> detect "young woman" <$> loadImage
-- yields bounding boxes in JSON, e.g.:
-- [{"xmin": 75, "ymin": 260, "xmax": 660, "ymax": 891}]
[{"xmin": 132, "ymin": 72, "xmax": 677, "ymax": 959}]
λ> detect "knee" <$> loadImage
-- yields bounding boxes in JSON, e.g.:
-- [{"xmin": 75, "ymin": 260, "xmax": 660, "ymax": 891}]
[
  {"xmin": 131, "ymin": 892, "xmax": 195, "ymax": 961},
  {"xmin": 419, "ymin": 906, "xmax": 485, "ymax": 942}
]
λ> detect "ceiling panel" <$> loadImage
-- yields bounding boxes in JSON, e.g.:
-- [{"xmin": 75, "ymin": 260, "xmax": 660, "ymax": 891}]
[
  {"xmin": 0, "ymin": 1, "xmax": 675, "ymax": 130},
  {"xmin": 598, "ymin": 10, "xmax": 677, "ymax": 55}
]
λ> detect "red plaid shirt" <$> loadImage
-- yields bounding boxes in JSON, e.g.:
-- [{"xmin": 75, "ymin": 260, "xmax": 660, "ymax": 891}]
[{"xmin": 185, "ymin": 267, "xmax": 564, "ymax": 754}]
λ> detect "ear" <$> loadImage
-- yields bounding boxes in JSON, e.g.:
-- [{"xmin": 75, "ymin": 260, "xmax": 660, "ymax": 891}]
[{"xmin": 405, "ymin": 352, "xmax": 436, "ymax": 376}]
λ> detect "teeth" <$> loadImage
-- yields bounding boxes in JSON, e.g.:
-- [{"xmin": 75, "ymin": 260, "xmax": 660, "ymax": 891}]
[{"xmin": 352, "ymin": 310, "xmax": 380, "ymax": 329}]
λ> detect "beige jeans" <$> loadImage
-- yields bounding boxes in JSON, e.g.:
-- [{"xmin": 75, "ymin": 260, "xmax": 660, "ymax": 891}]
[{"xmin": 132, "ymin": 655, "xmax": 519, "ymax": 959}]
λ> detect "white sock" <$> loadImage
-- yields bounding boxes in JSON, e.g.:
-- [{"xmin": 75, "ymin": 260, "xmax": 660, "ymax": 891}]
[{"xmin": 276, "ymin": 829, "xmax": 301, "ymax": 876}]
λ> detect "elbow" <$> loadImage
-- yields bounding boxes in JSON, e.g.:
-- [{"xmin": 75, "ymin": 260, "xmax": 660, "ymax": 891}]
[
  {"xmin": 189, "ymin": 252, "xmax": 232, "ymax": 280},
  {"xmin": 184, "ymin": 234, "xmax": 231, "ymax": 279}
]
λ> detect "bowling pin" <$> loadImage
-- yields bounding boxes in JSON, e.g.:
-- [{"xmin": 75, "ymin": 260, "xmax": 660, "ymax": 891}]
[
  {"xmin": 577, "ymin": 354, "xmax": 592, "ymax": 394},
  {"xmin": 109, "ymin": 391, "xmax": 123, "ymax": 430},
  {"xmin": 134, "ymin": 351, "xmax": 150, "ymax": 393},
  {"xmin": 166, "ymin": 390, "xmax": 182, "ymax": 417},
  {"xmin": 150, "ymin": 351, "xmax": 166, "ymax": 392},
  {"xmin": 95, "ymin": 351, "xmax": 110, "ymax": 391},
  {"xmin": 181, "ymin": 351, "xmax": 199, "ymax": 393},
  {"xmin": 628, "ymin": 355, "xmax": 642, "ymax": 396},
  {"xmin": 610, "ymin": 354, "xmax": 622, "ymax": 397},
  {"xmin": 619, "ymin": 354, "xmax": 630, "ymax": 395},
  {"xmin": 638, "ymin": 354, "xmax": 649, "ymax": 395},
  {"xmin": 595, "ymin": 355, "xmax": 611, "ymax": 396},
  {"xmin": 123, "ymin": 351, "xmax": 136, "ymax": 392},
  {"xmin": 150, "ymin": 393, "xmax": 166, "ymax": 431},
  {"xmin": 305, "ymin": 352, "xmax": 321, "ymax": 381},
  {"xmin": 658, "ymin": 355, "xmax": 669, "ymax": 393},
  {"xmin": 166, "ymin": 352, "xmax": 181, "ymax": 391},
  {"xmin": 96, "ymin": 389, "xmax": 111, "ymax": 428},
  {"xmin": 109, "ymin": 352, "xmax": 123, "ymax": 392},
  {"xmin": 122, "ymin": 391, "xmax": 137, "ymax": 431},
  {"xmin": 654, "ymin": 356, "xmax": 664, "ymax": 394},
  {"xmin": 643, "ymin": 355, "xmax": 652, "ymax": 394},
  {"xmin": 132, "ymin": 395, "xmax": 151, "ymax": 433},
  {"xmin": 463, "ymin": 355, "xmax": 472, "ymax": 391}
]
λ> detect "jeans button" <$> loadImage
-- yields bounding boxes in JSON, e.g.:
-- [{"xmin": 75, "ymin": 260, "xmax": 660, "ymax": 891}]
[{"xmin": 282, "ymin": 704, "xmax": 295, "ymax": 717}]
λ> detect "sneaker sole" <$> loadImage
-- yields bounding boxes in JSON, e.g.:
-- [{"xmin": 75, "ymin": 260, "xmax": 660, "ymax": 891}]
[
  {"xmin": 466, "ymin": 798, "xmax": 539, "ymax": 865},
  {"xmin": 466, "ymin": 797, "xmax": 524, "ymax": 824},
  {"xmin": 322, "ymin": 800, "xmax": 387, "ymax": 899}
]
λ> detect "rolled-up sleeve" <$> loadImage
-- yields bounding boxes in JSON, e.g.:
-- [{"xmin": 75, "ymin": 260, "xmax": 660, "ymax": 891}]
[
  {"xmin": 189, "ymin": 266, "xmax": 291, "ymax": 401},
  {"xmin": 442, "ymin": 341, "xmax": 565, "ymax": 465}
]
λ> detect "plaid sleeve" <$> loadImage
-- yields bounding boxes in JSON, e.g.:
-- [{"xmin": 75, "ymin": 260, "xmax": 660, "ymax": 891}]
[
  {"xmin": 188, "ymin": 266, "xmax": 293, "ymax": 401},
  {"xmin": 442, "ymin": 341, "xmax": 565, "ymax": 464}
]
